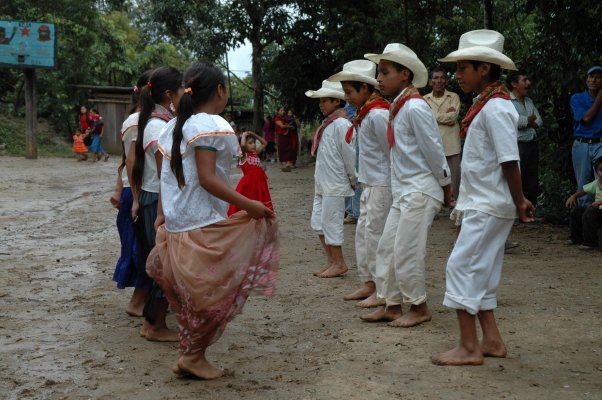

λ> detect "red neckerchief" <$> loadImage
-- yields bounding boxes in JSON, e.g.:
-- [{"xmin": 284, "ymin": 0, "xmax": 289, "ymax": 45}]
[
  {"xmin": 387, "ymin": 85, "xmax": 423, "ymax": 147},
  {"xmin": 345, "ymin": 92, "xmax": 390, "ymax": 144},
  {"xmin": 311, "ymin": 108, "xmax": 348, "ymax": 156},
  {"xmin": 460, "ymin": 81, "xmax": 510, "ymax": 138}
]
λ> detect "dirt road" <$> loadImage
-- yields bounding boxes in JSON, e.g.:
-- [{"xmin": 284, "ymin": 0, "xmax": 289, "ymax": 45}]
[{"xmin": 0, "ymin": 156, "xmax": 600, "ymax": 400}]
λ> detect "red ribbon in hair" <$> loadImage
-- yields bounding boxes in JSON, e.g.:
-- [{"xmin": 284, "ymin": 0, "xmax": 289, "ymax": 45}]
[
  {"xmin": 345, "ymin": 93, "xmax": 389, "ymax": 144},
  {"xmin": 387, "ymin": 85, "xmax": 424, "ymax": 147}
]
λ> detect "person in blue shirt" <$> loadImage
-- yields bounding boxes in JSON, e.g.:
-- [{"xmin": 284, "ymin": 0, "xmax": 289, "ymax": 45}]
[{"xmin": 570, "ymin": 66, "xmax": 602, "ymax": 206}]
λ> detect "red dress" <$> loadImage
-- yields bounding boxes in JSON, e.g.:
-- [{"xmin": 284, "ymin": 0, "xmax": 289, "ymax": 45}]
[{"xmin": 228, "ymin": 152, "xmax": 273, "ymax": 216}]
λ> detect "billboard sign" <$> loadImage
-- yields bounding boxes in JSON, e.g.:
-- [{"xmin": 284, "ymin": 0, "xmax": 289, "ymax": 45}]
[{"xmin": 0, "ymin": 20, "xmax": 57, "ymax": 69}]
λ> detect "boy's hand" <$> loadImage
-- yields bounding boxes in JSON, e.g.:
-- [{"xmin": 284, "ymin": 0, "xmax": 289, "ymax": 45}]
[
  {"xmin": 591, "ymin": 201, "xmax": 602, "ymax": 209},
  {"xmin": 565, "ymin": 194, "xmax": 577, "ymax": 208},
  {"xmin": 442, "ymin": 184, "xmax": 456, "ymax": 208},
  {"xmin": 517, "ymin": 198, "xmax": 535, "ymax": 222}
]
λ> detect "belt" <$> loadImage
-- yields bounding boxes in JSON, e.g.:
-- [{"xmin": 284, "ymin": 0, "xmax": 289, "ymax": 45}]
[{"xmin": 574, "ymin": 137, "xmax": 601, "ymax": 144}]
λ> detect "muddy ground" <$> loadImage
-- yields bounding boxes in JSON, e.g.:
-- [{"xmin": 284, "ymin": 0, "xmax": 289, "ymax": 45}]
[{"xmin": 0, "ymin": 156, "xmax": 601, "ymax": 400}]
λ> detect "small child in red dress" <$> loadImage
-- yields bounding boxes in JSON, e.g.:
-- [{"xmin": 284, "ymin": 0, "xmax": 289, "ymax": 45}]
[
  {"xmin": 72, "ymin": 128, "xmax": 88, "ymax": 161},
  {"xmin": 228, "ymin": 131, "xmax": 274, "ymax": 216}
]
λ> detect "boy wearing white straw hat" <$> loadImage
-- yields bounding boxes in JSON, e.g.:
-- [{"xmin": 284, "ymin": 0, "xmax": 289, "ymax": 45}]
[
  {"xmin": 432, "ymin": 30, "xmax": 535, "ymax": 366},
  {"xmin": 360, "ymin": 44, "xmax": 454, "ymax": 327},
  {"xmin": 327, "ymin": 60, "xmax": 392, "ymax": 308},
  {"xmin": 305, "ymin": 80, "xmax": 357, "ymax": 278}
]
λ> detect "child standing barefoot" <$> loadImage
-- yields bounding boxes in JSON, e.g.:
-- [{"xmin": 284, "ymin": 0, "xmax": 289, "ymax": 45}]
[
  {"xmin": 146, "ymin": 61, "xmax": 278, "ymax": 379},
  {"xmin": 328, "ymin": 60, "xmax": 391, "ymax": 307},
  {"xmin": 227, "ymin": 131, "xmax": 273, "ymax": 216},
  {"xmin": 128, "ymin": 66, "xmax": 182, "ymax": 341},
  {"xmin": 110, "ymin": 71, "xmax": 153, "ymax": 316},
  {"xmin": 305, "ymin": 80, "xmax": 356, "ymax": 278},
  {"xmin": 72, "ymin": 128, "xmax": 88, "ymax": 161},
  {"xmin": 432, "ymin": 30, "xmax": 535, "ymax": 366}
]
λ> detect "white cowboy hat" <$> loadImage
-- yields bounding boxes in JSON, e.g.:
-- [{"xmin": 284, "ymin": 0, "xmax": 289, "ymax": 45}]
[
  {"xmin": 438, "ymin": 29, "xmax": 517, "ymax": 70},
  {"xmin": 327, "ymin": 60, "xmax": 378, "ymax": 87},
  {"xmin": 305, "ymin": 80, "xmax": 346, "ymax": 100},
  {"xmin": 364, "ymin": 43, "xmax": 428, "ymax": 88}
]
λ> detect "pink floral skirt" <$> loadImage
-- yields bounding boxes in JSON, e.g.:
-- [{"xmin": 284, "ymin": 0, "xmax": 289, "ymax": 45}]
[{"xmin": 146, "ymin": 212, "xmax": 279, "ymax": 355}]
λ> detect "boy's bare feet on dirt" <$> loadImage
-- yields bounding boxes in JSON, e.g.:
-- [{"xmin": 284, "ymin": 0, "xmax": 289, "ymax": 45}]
[
  {"xmin": 480, "ymin": 339, "xmax": 507, "ymax": 358},
  {"xmin": 388, "ymin": 303, "xmax": 431, "ymax": 327},
  {"xmin": 431, "ymin": 346, "xmax": 484, "ymax": 366},
  {"xmin": 313, "ymin": 263, "xmax": 331, "ymax": 276},
  {"xmin": 316, "ymin": 263, "xmax": 347, "ymax": 278},
  {"xmin": 344, "ymin": 282, "xmax": 374, "ymax": 301},
  {"xmin": 355, "ymin": 292, "xmax": 385, "ymax": 308},
  {"xmin": 360, "ymin": 305, "xmax": 402, "ymax": 322}
]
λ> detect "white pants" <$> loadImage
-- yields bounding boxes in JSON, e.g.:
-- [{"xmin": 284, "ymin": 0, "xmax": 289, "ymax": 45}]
[
  {"xmin": 355, "ymin": 185, "xmax": 392, "ymax": 282},
  {"xmin": 443, "ymin": 210, "xmax": 513, "ymax": 315},
  {"xmin": 311, "ymin": 194, "xmax": 346, "ymax": 246},
  {"xmin": 375, "ymin": 192, "xmax": 441, "ymax": 306}
]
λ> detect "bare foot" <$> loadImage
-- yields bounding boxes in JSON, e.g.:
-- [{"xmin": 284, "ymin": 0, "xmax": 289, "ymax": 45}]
[
  {"xmin": 313, "ymin": 263, "xmax": 331, "ymax": 276},
  {"xmin": 126, "ymin": 303, "xmax": 144, "ymax": 317},
  {"xmin": 139, "ymin": 324, "xmax": 147, "ymax": 338},
  {"xmin": 355, "ymin": 292, "xmax": 385, "ymax": 308},
  {"xmin": 388, "ymin": 304, "xmax": 432, "ymax": 327},
  {"xmin": 317, "ymin": 264, "xmax": 348, "ymax": 278},
  {"xmin": 126, "ymin": 288, "xmax": 149, "ymax": 317},
  {"xmin": 142, "ymin": 321, "xmax": 179, "ymax": 342},
  {"xmin": 431, "ymin": 346, "xmax": 484, "ymax": 366},
  {"xmin": 172, "ymin": 357, "xmax": 183, "ymax": 374},
  {"xmin": 343, "ymin": 282, "xmax": 374, "ymax": 301},
  {"xmin": 178, "ymin": 354, "xmax": 224, "ymax": 380},
  {"xmin": 480, "ymin": 340, "xmax": 507, "ymax": 358},
  {"xmin": 360, "ymin": 305, "xmax": 402, "ymax": 322}
]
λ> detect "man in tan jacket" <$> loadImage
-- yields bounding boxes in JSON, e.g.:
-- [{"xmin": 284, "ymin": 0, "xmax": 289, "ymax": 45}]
[{"xmin": 424, "ymin": 67, "xmax": 461, "ymax": 197}]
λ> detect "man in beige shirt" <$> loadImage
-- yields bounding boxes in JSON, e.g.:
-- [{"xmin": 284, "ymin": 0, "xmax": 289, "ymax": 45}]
[{"xmin": 424, "ymin": 67, "xmax": 461, "ymax": 197}]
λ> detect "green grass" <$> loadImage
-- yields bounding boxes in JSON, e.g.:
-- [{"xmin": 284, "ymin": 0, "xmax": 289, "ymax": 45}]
[{"xmin": 0, "ymin": 114, "xmax": 73, "ymax": 157}]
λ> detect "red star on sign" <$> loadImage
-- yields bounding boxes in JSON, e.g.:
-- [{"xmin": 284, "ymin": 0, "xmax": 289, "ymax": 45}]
[{"xmin": 20, "ymin": 27, "xmax": 31, "ymax": 37}]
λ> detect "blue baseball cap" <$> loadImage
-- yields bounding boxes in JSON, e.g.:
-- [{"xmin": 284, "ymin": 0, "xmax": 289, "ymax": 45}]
[{"xmin": 587, "ymin": 66, "xmax": 602, "ymax": 75}]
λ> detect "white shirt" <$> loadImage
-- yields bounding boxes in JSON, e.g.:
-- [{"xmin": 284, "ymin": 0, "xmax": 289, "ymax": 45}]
[
  {"xmin": 314, "ymin": 117, "xmax": 356, "ymax": 196},
  {"xmin": 456, "ymin": 98, "xmax": 519, "ymax": 219},
  {"xmin": 141, "ymin": 117, "xmax": 168, "ymax": 193},
  {"xmin": 390, "ymin": 89, "xmax": 451, "ymax": 203},
  {"xmin": 356, "ymin": 108, "xmax": 391, "ymax": 186},
  {"xmin": 158, "ymin": 113, "xmax": 240, "ymax": 233},
  {"xmin": 120, "ymin": 112, "xmax": 139, "ymax": 188}
]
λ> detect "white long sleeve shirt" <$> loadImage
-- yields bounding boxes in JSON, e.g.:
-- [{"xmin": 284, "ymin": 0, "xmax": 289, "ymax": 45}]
[
  {"xmin": 390, "ymin": 89, "xmax": 451, "ymax": 203},
  {"xmin": 356, "ymin": 108, "xmax": 391, "ymax": 187},
  {"xmin": 314, "ymin": 117, "xmax": 356, "ymax": 196}
]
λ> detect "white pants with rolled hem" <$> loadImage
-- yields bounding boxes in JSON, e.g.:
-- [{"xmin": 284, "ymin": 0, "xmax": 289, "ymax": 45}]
[
  {"xmin": 311, "ymin": 194, "xmax": 346, "ymax": 246},
  {"xmin": 374, "ymin": 192, "xmax": 441, "ymax": 306},
  {"xmin": 443, "ymin": 210, "xmax": 513, "ymax": 315},
  {"xmin": 355, "ymin": 185, "xmax": 393, "ymax": 282}
]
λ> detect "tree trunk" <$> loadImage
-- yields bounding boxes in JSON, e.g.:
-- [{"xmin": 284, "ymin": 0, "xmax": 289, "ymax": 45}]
[
  {"xmin": 484, "ymin": 0, "xmax": 494, "ymax": 29},
  {"xmin": 251, "ymin": 40, "xmax": 264, "ymax": 134},
  {"xmin": 404, "ymin": 0, "xmax": 409, "ymax": 44}
]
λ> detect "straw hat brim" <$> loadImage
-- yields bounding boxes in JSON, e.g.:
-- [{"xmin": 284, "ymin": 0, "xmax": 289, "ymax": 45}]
[
  {"xmin": 438, "ymin": 46, "xmax": 517, "ymax": 70},
  {"xmin": 364, "ymin": 53, "xmax": 428, "ymax": 88},
  {"xmin": 305, "ymin": 89, "xmax": 346, "ymax": 100},
  {"xmin": 327, "ymin": 71, "xmax": 378, "ymax": 87}
]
